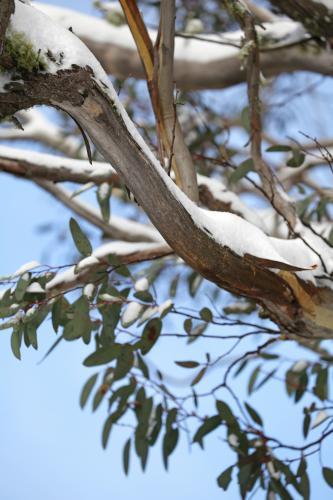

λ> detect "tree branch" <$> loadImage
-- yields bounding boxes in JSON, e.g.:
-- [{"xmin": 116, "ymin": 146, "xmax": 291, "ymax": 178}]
[
  {"xmin": 242, "ymin": 11, "xmax": 297, "ymax": 229},
  {"xmin": 33, "ymin": 3, "xmax": 333, "ymax": 91},
  {"xmin": 154, "ymin": 0, "xmax": 198, "ymax": 201},
  {"xmin": 45, "ymin": 241, "xmax": 173, "ymax": 297},
  {"xmin": 119, "ymin": 0, "xmax": 198, "ymax": 201},
  {"xmin": 0, "ymin": 145, "xmax": 119, "ymax": 184},
  {"xmin": 35, "ymin": 179, "xmax": 161, "ymax": 243},
  {"xmin": 2, "ymin": 1, "xmax": 333, "ymax": 338}
]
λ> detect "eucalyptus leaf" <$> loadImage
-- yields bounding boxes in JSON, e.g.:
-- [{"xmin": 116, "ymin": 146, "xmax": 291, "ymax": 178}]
[{"xmin": 69, "ymin": 217, "xmax": 92, "ymax": 257}]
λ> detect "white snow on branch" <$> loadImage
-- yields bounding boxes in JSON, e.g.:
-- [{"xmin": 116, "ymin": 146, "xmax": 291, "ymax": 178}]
[
  {"xmin": 0, "ymin": 144, "xmax": 115, "ymax": 180},
  {"xmin": 33, "ymin": 2, "xmax": 308, "ymax": 63},
  {"xmin": 6, "ymin": 1, "xmax": 332, "ymax": 282},
  {"xmin": 12, "ymin": 260, "xmax": 40, "ymax": 277},
  {"xmin": 0, "ymin": 109, "xmax": 82, "ymax": 156},
  {"xmin": 121, "ymin": 301, "xmax": 144, "ymax": 327},
  {"xmin": 26, "ymin": 282, "xmax": 45, "ymax": 293},
  {"xmin": 198, "ymin": 174, "xmax": 267, "ymax": 231},
  {"xmin": 45, "ymin": 241, "xmax": 168, "ymax": 292}
]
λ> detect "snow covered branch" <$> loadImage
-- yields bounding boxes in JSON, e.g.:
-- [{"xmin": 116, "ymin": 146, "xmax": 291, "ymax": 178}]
[
  {"xmin": 0, "ymin": 146, "xmax": 269, "ymax": 234},
  {"xmin": 1, "ymin": 0, "xmax": 333, "ymax": 338},
  {"xmin": 45, "ymin": 241, "xmax": 173, "ymax": 297},
  {"xmin": 32, "ymin": 2, "xmax": 333, "ymax": 91},
  {"xmin": 0, "ymin": 145, "xmax": 118, "ymax": 184},
  {"xmin": 35, "ymin": 179, "xmax": 162, "ymax": 243}
]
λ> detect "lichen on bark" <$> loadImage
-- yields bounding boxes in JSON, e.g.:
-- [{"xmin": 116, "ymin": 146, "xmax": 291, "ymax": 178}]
[{"xmin": 0, "ymin": 31, "xmax": 47, "ymax": 74}]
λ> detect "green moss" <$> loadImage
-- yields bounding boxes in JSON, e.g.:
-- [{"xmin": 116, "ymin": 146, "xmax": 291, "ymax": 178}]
[{"xmin": 1, "ymin": 31, "xmax": 47, "ymax": 73}]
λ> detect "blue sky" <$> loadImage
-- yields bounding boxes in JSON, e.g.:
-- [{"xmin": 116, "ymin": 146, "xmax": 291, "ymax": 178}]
[{"xmin": 1, "ymin": 1, "xmax": 333, "ymax": 499}]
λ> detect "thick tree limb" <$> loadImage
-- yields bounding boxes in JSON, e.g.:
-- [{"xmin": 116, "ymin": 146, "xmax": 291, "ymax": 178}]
[
  {"xmin": 1, "ymin": 1, "xmax": 333, "ymax": 339},
  {"xmin": 0, "ymin": 147, "xmax": 268, "ymax": 234}
]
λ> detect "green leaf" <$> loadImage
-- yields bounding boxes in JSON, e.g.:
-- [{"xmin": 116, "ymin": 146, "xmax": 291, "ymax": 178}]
[
  {"xmin": 72, "ymin": 296, "xmax": 92, "ymax": 343},
  {"xmin": 123, "ymin": 438, "xmax": 131, "ymax": 475},
  {"xmin": 241, "ymin": 106, "xmax": 250, "ymax": 131},
  {"xmin": 140, "ymin": 318, "xmax": 162, "ymax": 355},
  {"xmin": 93, "ymin": 385, "xmax": 108, "ymax": 411},
  {"xmin": 255, "ymin": 368, "xmax": 277, "ymax": 391},
  {"xmin": 25, "ymin": 323, "xmax": 38, "ymax": 350},
  {"xmin": 106, "ymin": 255, "xmax": 131, "ymax": 277},
  {"xmin": 229, "ymin": 159, "xmax": 254, "ymax": 184},
  {"xmin": 15, "ymin": 272, "xmax": 30, "ymax": 300},
  {"xmin": 200, "ymin": 307, "xmax": 212, "ymax": 322},
  {"xmin": 266, "ymin": 145, "xmax": 292, "ymax": 153},
  {"xmin": 102, "ymin": 413, "xmax": 114, "ymax": 448},
  {"xmin": 286, "ymin": 149, "xmax": 305, "ymax": 168},
  {"xmin": 217, "ymin": 466, "xmax": 233, "ymax": 490},
  {"xmin": 83, "ymin": 343, "xmax": 122, "ymax": 366},
  {"xmin": 165, "ymin": 407, "xmax": 177, "ymax": 428},
  {"xmin": 216, "ymin": 400, "xmax": 238, "ymax": 429},
  {"xmin": 99, "ymin": 303, "xmax": 121, "ymax": 346},
  {"xmin": 299, "ymin": 469, "xmax": 310, "ymax": 500},
  {"xmin": 162, "ymin": 427, "xmax": 179, "ymax": 470},
  {"xmin": 314, "ymin": 367, "xmax": 328, "ymax": 401},
  {"xmin": 303, "ymin": 412, "xmax": 311, "ymax": 438},
  {"xmin": 148, "ymin": 404, "xmax": 163, "ymax": 446},
  {"xmin": 295, "ymin": 370, "xmax": 308, "ymax": 403},
  {"xmin": 51, "ymin": 297, "xmax": 69, "ymax": 333},
  {"xmin": 323, "ymin": 467, "xmax": 333, "ymax": 488},
  {"xmin": 69, "ymin": 217, "xmax": 92, "ymax": 257},
  {"xmin": 244, "ymin": 402, "xmax": 263, "ymax": 426},
  {"xmin": 183, "ymin": 318, "xmax": 192, "ymax": 334},
  {"xmin": 133, "ymin": 291, "xmax": 154, "ymax": 303},
  {"xmin": 97, "ymin": 183, "xmax": 112, "ymax": 223},
  {"xmin": 11, "ymin": 326, "xmax": 22, "ymax": 360},
  {"xmin": 169, "ymin": 273, "xmax": 180, "ymax": 297},
  {"xmin": 136, "ymin": 352, "xmax": 150, "ymax": 379},
  {"xmin": 190, "ymin": 367, "xmax": 206, "ymax": 386},
  {"xmin": 175, "ymin": 360, "xmax": 200, "ymax": 368},
  {"xmin": 193, "ymin": 415, "xmax": 221, "ymax": 446},
  {"xmin": 188, "ymin": 271, "xmax": 203, "ymax": 297},
  {"xmin": 248, "ymin": 365, "xmax": 261, "ymax": 394},
  {"xmin": 297, "ymin": 457, "xmax": 307, "ymax": 477},
  {"xmin": 80, "ymin": 373, "xmax": 98, "ymax": 409},
  {"xmin": 270, "ymin": 478, "xmax": 293, "ymax": 500},
  {"xmin": 114, "ymin": 345, "xmax": 134, "ymax": 380}
]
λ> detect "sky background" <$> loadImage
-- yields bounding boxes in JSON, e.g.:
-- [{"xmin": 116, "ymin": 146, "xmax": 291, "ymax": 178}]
[{"xmin": 1, "ymin": 1, "xmax": 333, "ymax": 499}]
